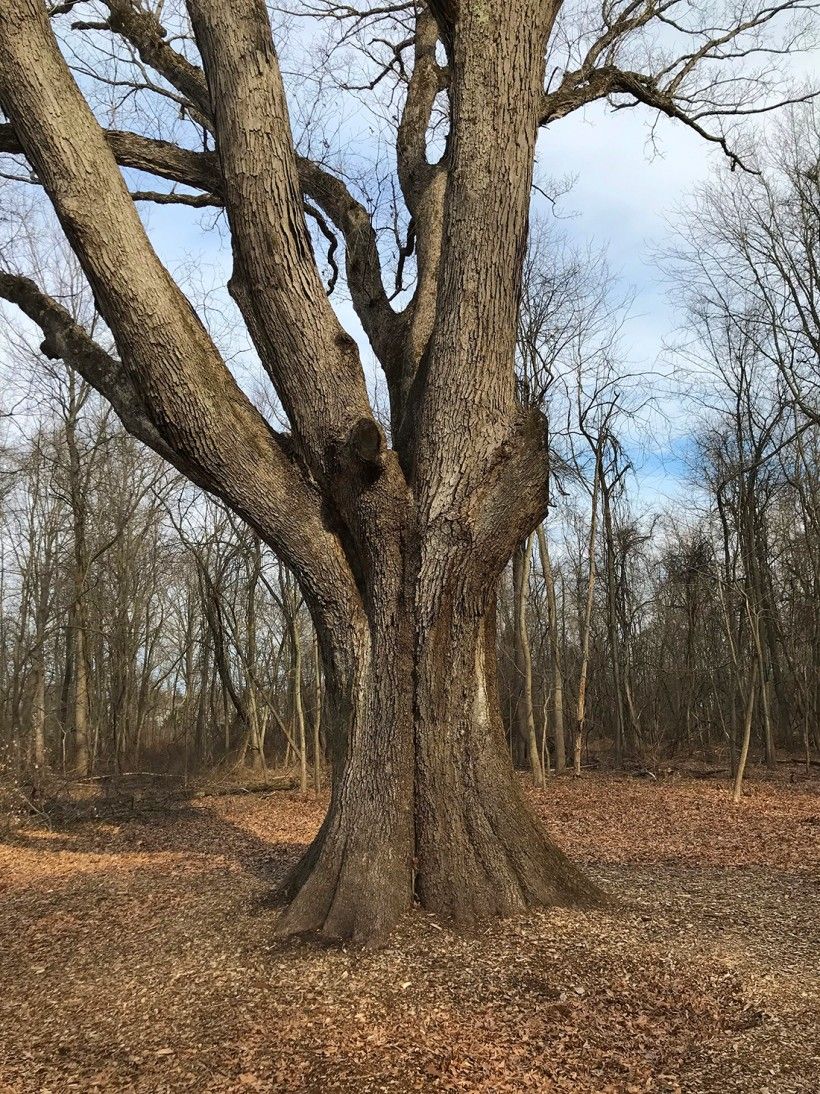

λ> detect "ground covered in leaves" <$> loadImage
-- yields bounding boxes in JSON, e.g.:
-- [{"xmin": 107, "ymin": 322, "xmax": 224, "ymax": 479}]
[{"xmin": 1, "ymin": 770, "xmax": 818, "ymax": 1092}]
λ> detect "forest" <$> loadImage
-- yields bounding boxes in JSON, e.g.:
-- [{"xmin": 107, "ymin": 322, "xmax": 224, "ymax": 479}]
[
  {"xmin": 4, "ymin": 164, "xmax": 820, "ymax": 789},
  {"xmin": 0, "ymin": 0, "xmax": 818, "ymax": 1091}
]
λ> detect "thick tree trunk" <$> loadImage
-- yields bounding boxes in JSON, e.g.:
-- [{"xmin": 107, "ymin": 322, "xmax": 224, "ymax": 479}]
[
  {"xmin": 277, "ymin": 603, "xmax": 415, "ymax": 942},
  {"xmin": 415, "ymin": 598, "xmax": 599, "ymax": 922},
  {"xmin": 279, "ymin": 558, "xmax": 603, "ymax": 943},
  {"xmin": 0, "ymin": 0, "xmax": 604, "ymax": 946}
]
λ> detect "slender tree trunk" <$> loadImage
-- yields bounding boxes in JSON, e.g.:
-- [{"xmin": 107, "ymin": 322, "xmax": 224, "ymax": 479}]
[
  {"xmin": 513, "ymin": 534, "xmax": 543, "ymax": 786},
  {"xmin": 65, "ymin": 371, "xmax": 91, "ymax": 775},
  {"xmin": 291, "ymin": 599, "xmax": 307, "ymax": 797},
  {"xmin": 312, "ymin": 629, "xmax": 323, "ymax": 794},
  {"xmin": 537, "ymin": 524, "xmax": 566, "ymax": 772},
  {"xmin": 30, "ymin": 656, "xmax": 46, "ymax": 769},
  {"xmin": 601, "ymin": 481, "xmax": 625, "ymax": 765},
  {"xmin": 575, "ymin": 439, "xmax": 603, "ymax": 777},
  {"xmin": 72, "ymin": 611, "xmax": 90, "ymax": 774},
  {"xmin": 732, "ymin": 658, "xmax": 760, "ymax": 804}
]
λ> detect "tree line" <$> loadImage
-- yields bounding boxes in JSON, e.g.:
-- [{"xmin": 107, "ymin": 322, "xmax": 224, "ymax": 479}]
[{"xmin": 3, "ymin": 105, "xmax": 818, "ymax": 786}]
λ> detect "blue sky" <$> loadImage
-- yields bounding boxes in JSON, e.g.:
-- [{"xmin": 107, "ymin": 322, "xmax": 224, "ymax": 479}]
[{"xmin": 533, "ymin": 102, "xmax": 721, "ymax": 508}]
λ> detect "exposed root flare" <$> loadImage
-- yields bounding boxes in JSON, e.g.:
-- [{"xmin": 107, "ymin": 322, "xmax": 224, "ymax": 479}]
[
  {"xmin": 277, "ymin": 777, "xmax": 604, "ymax": 945},
  {"xmin": 275, "ymin": 800, "xmax": 413, "ymax": 946},
  {"xmin": 416, "ymin": 801, "xmax": 606, "ymax": 926}
]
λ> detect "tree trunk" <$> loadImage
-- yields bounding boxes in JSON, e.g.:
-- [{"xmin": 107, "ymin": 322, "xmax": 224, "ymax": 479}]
[
  {"xmin": 312, "ymin": 630, "xmax": 323, "ymax": 794},
  {"xmin": 275, "ymin": 593, "xmax": 416, "ymax": 942},
  {"xmin": 414, "ymin": 598, "xmax": 598, "ymax": 922},
  {"xmin": 513, "ymin": 535, "xmax": 544, "ymax": 786},
  {"xmin": 30, "ymin": 657, "xmax": 46, "ymax": 769},
  {"xmin": 72, "ymin": 610, "xmax": 90, "ymax": 775},
  {"xmin": 278, "ymin": 561, "xmax": 603, "ymax": 942},
  {"xmin": 601, "ymin": 478, "xmax": 625, "ymax": 765},
  {"xmin": 732, "ymin": 658, "xmax": 759, "ymax": 804},
  {"xmin": 537, "ymin": 525, "xmax": 566, "ymax": 772},
  {"xmin": 65, "ymin": 369, "xmax": 92, "ymax": 775},
  {"xmin": 575, "ymin": 436, "xmax": 603, "ymax": 777}
]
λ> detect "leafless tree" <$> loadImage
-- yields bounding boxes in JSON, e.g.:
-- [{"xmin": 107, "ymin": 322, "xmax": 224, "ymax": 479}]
[{"xmin": 0, "ymin": 0, "xmax": 815, "ymax": 941}]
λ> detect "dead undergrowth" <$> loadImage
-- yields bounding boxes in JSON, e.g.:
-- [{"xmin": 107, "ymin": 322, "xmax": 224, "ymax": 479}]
[{"xmin": 0, "ymin": 770, "xmax": 818, "ymax": 1092}]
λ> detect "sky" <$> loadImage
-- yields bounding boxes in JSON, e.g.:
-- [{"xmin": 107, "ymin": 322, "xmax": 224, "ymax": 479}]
[
  {"xmin": 3, "ymin": 9, "xmax": 817, "ymax": 518},
  {"xmin": 534, "ymin": 102, "xmax": 721, "ymax": 508}
]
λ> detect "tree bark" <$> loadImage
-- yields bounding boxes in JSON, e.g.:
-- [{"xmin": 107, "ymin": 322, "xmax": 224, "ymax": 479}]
[{"xmin": 414, "ymin": 599, "xmax": 599, "ymax": 922}]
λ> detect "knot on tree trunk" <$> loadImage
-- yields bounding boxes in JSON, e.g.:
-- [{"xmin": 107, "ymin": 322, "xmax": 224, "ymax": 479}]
[{"xmin": 347, "ymin": 418, "xmax": 385, "ymax": 483}]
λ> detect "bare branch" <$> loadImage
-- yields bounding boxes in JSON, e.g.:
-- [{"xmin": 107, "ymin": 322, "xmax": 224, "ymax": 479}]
[
  {"xmin": 541, "ymin": 0, "xmax": 819, "ymax": 170},
  {"xmin": 0, "ymin": 0, "xmax": 359, "ymax": 617},
  {"xmin": 187, "ymin": 0, "xmax": 378, "ymax": 474},
  {"xmin": 0, "ymin": 122, "xmax": 221, "ymax": 193},
  {"xmin": 0, "ymin": 269, "xmax": 175, "ymax": 461},
  {"xmin": 303, "ymin": 199, "xmax": 340, "ymax": 294},
  {"xmin": 99, "ymin": 0, "xmax": 211, "ymax": 120}
]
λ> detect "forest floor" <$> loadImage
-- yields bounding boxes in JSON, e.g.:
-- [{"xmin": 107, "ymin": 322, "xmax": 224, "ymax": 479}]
[{"xmin": 0, "ymin": 768, "xmax": 818, "ymax": 1093}]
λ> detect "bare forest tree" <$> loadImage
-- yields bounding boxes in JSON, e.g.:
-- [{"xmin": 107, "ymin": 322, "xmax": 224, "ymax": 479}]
[{"xmin": 0, "ymin": 0, "xmax": 816, "ymax": 942}]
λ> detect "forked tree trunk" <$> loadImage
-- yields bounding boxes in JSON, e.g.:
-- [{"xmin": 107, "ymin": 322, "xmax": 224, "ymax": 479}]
[
  {"xmin": 278, "ymin": 548, "xmax": 603, "ymax": 942},
  {"xmin": 0, "ymin": 0, "xmax": 604, "ymax": 945}
]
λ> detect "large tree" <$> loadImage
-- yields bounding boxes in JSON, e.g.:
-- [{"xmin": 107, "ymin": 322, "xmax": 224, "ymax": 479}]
[{"xmin": 0, "ymin": 0, "xmax": 814, "ymax": 942}]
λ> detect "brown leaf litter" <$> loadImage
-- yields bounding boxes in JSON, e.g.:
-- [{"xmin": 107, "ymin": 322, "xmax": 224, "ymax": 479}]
[{"xmin": 0, "ymin": 771, "xmax": 818, "ymax": 1092}]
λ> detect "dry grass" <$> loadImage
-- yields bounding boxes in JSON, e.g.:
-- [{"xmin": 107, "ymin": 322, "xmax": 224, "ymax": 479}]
[{"xmin": 1, "ymin": 770, "xmax": 818, "ymax": 1092}]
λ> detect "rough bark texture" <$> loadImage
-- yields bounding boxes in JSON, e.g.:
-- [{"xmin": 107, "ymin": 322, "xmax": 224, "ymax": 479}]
[{"xmin": 0, "ymin": 0, "xmax": 604, "ymax": 943}]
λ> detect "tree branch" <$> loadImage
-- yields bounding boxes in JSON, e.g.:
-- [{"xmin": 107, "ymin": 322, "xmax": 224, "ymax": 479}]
[
  {"xmin": 129, "ymin": 188, "xmax": 222, "ymax": 206},
  {"xmin": 392, "ymin": 4, "xmax": 448, "ymax": 428},
  {"xmin": 540, "ymin": 0, "xmax": 819, "ymax": 171},
  {"xmin": 296, "ymin": 154, "xmax": 406, "ymax": 374},
  {"xmin": 0, "ymin": 118, "xmax": 405, "ymax": 372},
  {"xmin": 0, "ymin": 270, "xmax": 175, "ymax": 461},
  {"xmin": 100, "ymin": 0, "xmax": 212, "ymax": 120},
  {"xmin": 187, "ymin": 0, "xmax": 378, "ymax": 476},
  {"xmin": 0, "ymin": 123, "xmax": 222, "ymax": 193},
  {"xmin": 54, "ymin": 0, "xmax": 408, "ymax": 379},
  {"xmin": 0, "ymin": 0, "xmax": 363, "ymax": 627}
]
